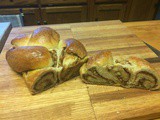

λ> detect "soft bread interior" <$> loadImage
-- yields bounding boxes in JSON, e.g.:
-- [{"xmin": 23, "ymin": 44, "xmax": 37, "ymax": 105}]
[
  {"xmin": 135, "ymin": 72, "xmax": 156, "ymax": 89},
  {"xmin": 80, "ymin": 64, "xmax": 111, "ymax": 85},
  {"xmin": 80, "ymin": 51, "xmax": 160, "ymax": 90},
  {"xmin": 62, "ymin": 54, "xmax": 79, "ymax": 68}
]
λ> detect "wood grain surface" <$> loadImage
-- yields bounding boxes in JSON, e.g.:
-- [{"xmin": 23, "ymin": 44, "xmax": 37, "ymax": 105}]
[
  {"xmin": 125, "ymin": 20, "xmax": 160, "ymax": 51},
  {"xmin": 1, "ymin": 20, "xmax": 160, "ymax": 120}
]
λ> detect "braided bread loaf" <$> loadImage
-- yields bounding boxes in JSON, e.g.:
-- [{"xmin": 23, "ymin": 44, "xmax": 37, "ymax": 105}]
[{"xmin": 6, "ymin": 27, "xmax": 87, "ymax": 94}]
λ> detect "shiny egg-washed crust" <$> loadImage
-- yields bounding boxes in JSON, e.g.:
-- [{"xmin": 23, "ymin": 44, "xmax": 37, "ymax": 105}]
[
  {"xmin": 11, "ymin": 27, "xmax": 60, "ymax": 50},
  {"xmin": 87, "ymin": 51, "xmax": 113, "ymax": 69},
  {"xmin": 11, "ymin": 34, "xmax": 31, "ymax": 46},
  {"xmin": 7, "ymin": 27, "xmax": 89, "ymax": 94},
  {"xmin": 59, "ymin": 38, "xmax": 87, "ymax": 59},
  {"xmin": 6, "ymin": 46, "xmax": 53, "ymax": 73}
]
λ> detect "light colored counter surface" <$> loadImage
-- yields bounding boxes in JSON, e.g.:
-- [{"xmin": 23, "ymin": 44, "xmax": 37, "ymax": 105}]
[
  {"xmin": 0, "ymin": 22, "xmax": 12, "ymax": 53},
  {"xmin": 125, "ymin": 20, "xmax": 160, "ymax": 50}
]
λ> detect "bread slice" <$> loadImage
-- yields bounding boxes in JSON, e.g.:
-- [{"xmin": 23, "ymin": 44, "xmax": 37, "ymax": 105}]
[
  {"xmin": 23, "ymin": 67, "xmax": 57, "ymax": 95},
  {"xmin": 80, "ymin": 51, "xmax": 160, "ymax": 90}
]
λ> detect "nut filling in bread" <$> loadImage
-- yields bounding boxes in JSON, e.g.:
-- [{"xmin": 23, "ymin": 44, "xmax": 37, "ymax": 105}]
[
  {"xmin": 80, "ymin": 51, "xmax": 160, "ymax": 90},
  {"xmin": 34, "ymin": 72, "xmax": 56, "ymax": 91},
  {"xmin": 6, "ymin": 27, "xmax": 88, "ymax": 94},
  {"xmin": 59, "ymin": 60, "xmax": 86, "ymax": 83},
  {"xmin": 23, "ymin": 67, "xmax": 57, "ymax": 94},
  {"xmin": 82, "ymin": 66, "xmax": 130, "ymax": 86},
  {"xmin": 108, "ymin": 66, "xmax": 130, "ymax": 86},
  {"xmin": 56, "ymin": 38, "xmax": 88, "ymax": 83},
  {"xmin": 134, "ymin": 72, "xmax": 157, "ymax": 89},
  {"xmin": 89, "ymin": 68, "xmax": 115, "ymax": 85}
]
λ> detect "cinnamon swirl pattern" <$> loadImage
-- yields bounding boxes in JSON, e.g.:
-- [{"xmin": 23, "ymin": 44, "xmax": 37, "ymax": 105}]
[
  {"xmin": 23, "ymin": 67, "xmax": 57, "ymax": 94},
  {"xmin": 80, "ymin": 51, "xmax": 160, "ymax": 90},
  {"xmin": 6, "ymin": 27, "xmax": 87, "ymax": 95}
]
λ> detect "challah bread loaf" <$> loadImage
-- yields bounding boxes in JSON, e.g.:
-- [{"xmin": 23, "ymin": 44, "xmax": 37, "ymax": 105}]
[
  {"xmin": 11, "ymin": 27, "xmax": 60, "ymax": 50},
  {"xmin": 80, "ymin": 51, "xmax": 160, "ymax": 90},
  {"xmin": 6, "ymin": 46, "xmax": 54, "ymax": 73},
  {"xmin": 6, "ymin": 27, "xmax": 88, "ymax": 94}
]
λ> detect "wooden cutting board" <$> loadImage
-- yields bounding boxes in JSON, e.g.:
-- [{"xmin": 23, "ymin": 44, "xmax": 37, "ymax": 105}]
[{"xmin": 1, "ymin": 20, "xmax": 160, "ymax": 120}]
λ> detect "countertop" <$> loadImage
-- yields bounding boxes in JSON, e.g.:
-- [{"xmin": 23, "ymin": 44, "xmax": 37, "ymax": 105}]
[
  {"xmin": 1, "ymin": 20, "xmax": 160, "ymax": 120},
  {"xmin": 124, "ymin": 20, "xmax": 160, "ymax": 50},
  {"xmin": 2, "ymin": 20, "xmax": 160, "ymax": 52},
  {"xmin": 0, "ymin": 22, "xmax": 12, "ymax": 53}
]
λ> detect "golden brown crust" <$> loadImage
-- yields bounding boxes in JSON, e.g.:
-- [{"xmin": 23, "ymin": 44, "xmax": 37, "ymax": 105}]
[
  {"xmin": 6, "ymin": 27, "xmax": 90, "ymax": 94},
  {"xmin": 59, "ymin": 38, "xmax": 87, "ymax": 58},
  {"xmin": 28, "ymin": 27, "xmax": 60, "ymax": 50},
  {"xmin": 127, "ymin": 56, "xmax": 154, "ymax": 69},
  {"xmin": 11, "ymin": 27, "xmax": 60, "ymax": 50},
  {"xmin": 23, "ymin": 67, "xmax": 57, "ymax": 95},
  {"xmin": 87, "ymin": 51, "xmax": 113, "ymax": 69},
  {"xmin": 11, "ymin": 34, "xmax": 31, "ymax": 46},
  {"xmin": 80, "ymin": 51, "xmax": 160, "ymax": 91},
  {"xmin": 6, "ymin": 46, "xmax": 53, "ymax": 73},
  {"xmin": 56, "ymin": 38, "xmax": 88, "ymax": 83}
]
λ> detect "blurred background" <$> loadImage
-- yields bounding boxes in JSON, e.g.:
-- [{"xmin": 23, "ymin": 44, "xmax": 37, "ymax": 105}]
[{"xmin": 0, "ymin": 0, "xmax": 160, "ymax": 27}]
